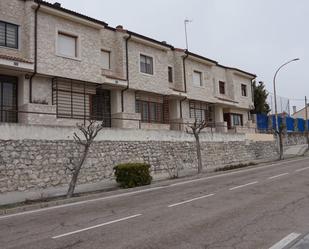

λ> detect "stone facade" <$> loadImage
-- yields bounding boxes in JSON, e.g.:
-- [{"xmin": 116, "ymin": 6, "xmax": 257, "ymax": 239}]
[
  {"xmin": 0, "ymin": 0, "xmax": 257, "ymax": 132},
  {"xmin": 0, "ymin": 138, "xmax": 278, "ymax": 194}
]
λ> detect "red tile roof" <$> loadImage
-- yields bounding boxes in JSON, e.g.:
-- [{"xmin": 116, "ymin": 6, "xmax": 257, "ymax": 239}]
[{"xmin": 0, "ymin": 54, "xmax": 33, "ymax": 64}]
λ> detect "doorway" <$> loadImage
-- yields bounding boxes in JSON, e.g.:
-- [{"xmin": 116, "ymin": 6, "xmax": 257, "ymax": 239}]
[{"xmin": 0, "ymin": 75, "xmax": 18, "ymax": 123}]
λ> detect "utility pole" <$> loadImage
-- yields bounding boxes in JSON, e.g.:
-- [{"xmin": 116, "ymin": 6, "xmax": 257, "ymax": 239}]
[
  {"xmin": 184, "ymin": 19, "xmax": 192, "ymax": 50},
  {"xmin": 305, "ymin": 96, "xmax": 309, "ymax": 149}
]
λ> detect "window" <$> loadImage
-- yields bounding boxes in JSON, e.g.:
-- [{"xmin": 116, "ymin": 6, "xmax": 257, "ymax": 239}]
[
  {"xmin": 136, "ymin": 100, "xmax": 163, "ymax": 123},
  {"xmin": 0, "ymin": 21, "xmax": 18, "ymax": 49},
  {"xmin": 57, "ymin": 32, "xmax": 77, "ymax": 58},
  {"xmin": 140, "ymin": 54, "xmax": 153, "ymax": 74},
  {"xmin": 168, "ymin": 66, "xmax": 173, "ymax": 83},
  {"xmin": 219, "ymin": 81, "xmax": 225, "ymax": 94},
  {"xmin": 241, "ymin": 84, "xmax": 247, "ymax": 96},
  {"xmin": 52, "ymin": 79, "xmax": 111, "ymax": 127},
  {"xmin": 189, "ymin": 101, "xmax": 213, "ymax": 123},
  {"xmin": 231, "ymin": 114, "xmax": 243, "ymax": 126},
  {"xmin": 0, "ymin": 76, "xmax": 18, "ymax": 123},
  {"xmin": 193, "ymin": 71, "xmax": 202, "ymax": 86},
  {"xmin": 101, "ymin": 50, "xmax": 110, "ymax": 69}
]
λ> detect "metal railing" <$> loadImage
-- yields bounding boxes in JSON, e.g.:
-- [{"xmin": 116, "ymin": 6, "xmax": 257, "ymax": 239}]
[{"xmin": 0, "ymin": 108, "xmax": 257, "ymax": 133}]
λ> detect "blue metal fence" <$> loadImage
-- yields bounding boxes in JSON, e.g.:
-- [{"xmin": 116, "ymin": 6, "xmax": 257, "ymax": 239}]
[{"xmin": 256, "ymin": 114, "xmax": 308, "ymax": 133}]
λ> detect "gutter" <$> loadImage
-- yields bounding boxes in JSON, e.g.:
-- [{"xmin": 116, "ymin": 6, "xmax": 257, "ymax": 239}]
[
  {"xmin": 29, "ymin": 2, "xmax": 41, "ymax": 103},
  {"xmin": 182, "ymin": 50, "xmax": 189, "ymax": 93},
  {"xmin": 121, "ymin": 33, "xmax": 132, "ymax": 112},
  {"xmin": 179, "ymin": 51, "xmax": 189, "ymax": 118}
]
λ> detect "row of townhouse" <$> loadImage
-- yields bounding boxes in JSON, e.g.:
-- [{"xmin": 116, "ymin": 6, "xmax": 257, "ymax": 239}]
[{"xmin": 0, "ymin": 0, "xmax": 257, "ymax": 133}]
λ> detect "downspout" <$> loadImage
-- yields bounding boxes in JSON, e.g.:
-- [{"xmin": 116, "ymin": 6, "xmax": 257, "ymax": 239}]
[
  {"xmin": 180, "ymin": 50, "xmax": 189, "ymax": 118},
  {"xmin": 29, "ymin": 2, "xmax": 41, "ymax": 103},
  {"xmin": 121, "ymin": 33, "xmax": 132, "ymax": 112}
]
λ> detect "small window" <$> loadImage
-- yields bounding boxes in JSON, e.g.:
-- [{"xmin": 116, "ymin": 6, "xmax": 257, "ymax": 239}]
[
  {"xmin": 241, "ymin": 84, "xmax": 247, "ymax": 96},
  {"xmin": 0, "ymin": 21, "xmax": 18, "ymax": 49},
  {"xmin": 101, "ymin": 50, "xmax": 110, "ymax": 69},
  {"xmin": 193, "ymin": 71, "xmax": 202, "ymax": 86},
  {"xmin": 219, "ymin": 81, "xmax": 225, "ymax": 94},
  {"xmin": 57, "ymin": 32, "xmax": 77, "ymax": 58},
  {"xmin": 140, "ymin": 54, "xmax": 153, "ymax": 75},
  {"xmin": 168, "ymin": 66, "xmax": 173, "ymax": 83}
]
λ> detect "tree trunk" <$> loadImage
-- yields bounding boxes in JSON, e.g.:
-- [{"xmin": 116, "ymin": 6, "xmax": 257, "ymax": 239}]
[
  {"xmin": 66, "ymin": 145, "xmax": 90, "ymax": 198},
  {"xmin": 195, "ymin": 134, "xmax": 203, "ymax": 174},
  {"xmin": 279, "ymin": 132, "xmax": 284, "ymax": 160}
]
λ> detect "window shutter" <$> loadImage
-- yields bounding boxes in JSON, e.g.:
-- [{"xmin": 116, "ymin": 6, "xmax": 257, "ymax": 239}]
[
  {"xmin": 0, "ymin": 22, "xmax": 5, "ymax": 46},
  {"xmin": 101, "ymin": 50, "xmax": 110, "ymax": 69},
  {"xmin": 58, "ymin": 33, "xmax": 77, "ymax": 57}
]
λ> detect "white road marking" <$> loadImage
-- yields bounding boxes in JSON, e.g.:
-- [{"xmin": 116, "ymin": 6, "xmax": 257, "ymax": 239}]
[
  {"xmin": 295, "ymin": 166, "xmax": 309, "ymax": 172},
  {"xmin": 269, "ymin": 232, "xmax": 301, "ymax": 249},
  {"xmin": 0, "ymin": 187, "xmax": 165, "ymax": 220},
  {"xmin": 52, "ymin": 214, "xmax": 142, "ymax": 239},
  {"xmin": 170, "ymin": 157, "xmax": 308, "ymax": 187},
  {"xmin": 268, "ymin": 173, "xmax": 289, "ymax": 180},
  {"xmin": 229, "ymin": 181, "xmax": 258, "ymax": 191},
  {"xmin": 0, "ymin": 157, "xmax": 308, "ymax": 220},
  {"xmin": 168, "ymin": 194, "xmax": 215, "ymax": 208}
]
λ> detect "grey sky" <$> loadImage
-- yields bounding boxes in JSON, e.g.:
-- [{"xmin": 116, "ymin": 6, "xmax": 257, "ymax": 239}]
[{"xmin": 59, "ymin": 0, "xmax": 308, "ymax": 110}]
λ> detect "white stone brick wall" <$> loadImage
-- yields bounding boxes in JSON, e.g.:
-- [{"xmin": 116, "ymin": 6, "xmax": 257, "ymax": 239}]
[
  {"xmin": 0, "ymin": 0, "xmax": 34, "ymax": 60},
  {"xmin": 128, "ymin": 40, "xmax": 172, "ymax": 95}
]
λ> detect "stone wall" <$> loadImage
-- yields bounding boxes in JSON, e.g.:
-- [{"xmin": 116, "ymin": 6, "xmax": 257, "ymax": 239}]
[
  {"xmin": 283, "ymin": 133, "xmax": 308, "ymax": 146},
  {"xmin": 0, "ymin": 138, "xmax": 278, "ymax": 195}
]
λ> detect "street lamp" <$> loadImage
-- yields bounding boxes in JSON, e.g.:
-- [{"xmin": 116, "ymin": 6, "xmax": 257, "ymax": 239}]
[{"xmin": 273, "ymin": 58, "xmax": 300, "ymax": 159}]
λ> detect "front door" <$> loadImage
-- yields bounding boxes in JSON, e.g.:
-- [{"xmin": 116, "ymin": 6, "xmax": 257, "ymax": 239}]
[
  {"xmin": 0, "ymin": 76, "xmax": 17, "ymax": 123},
  {"xmin": 223, "ymin": 113, "xmax": 231, "ymax": 129}
]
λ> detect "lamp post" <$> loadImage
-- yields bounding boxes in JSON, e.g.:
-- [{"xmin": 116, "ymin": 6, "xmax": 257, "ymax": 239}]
[{"xmin": 273, "ymin": 58, "xmax": 299, "ymax": 159}]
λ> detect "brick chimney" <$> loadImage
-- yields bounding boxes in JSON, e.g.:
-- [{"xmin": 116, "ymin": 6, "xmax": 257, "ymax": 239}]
[
  {"xmin": 53, "ymin": 2, "xmax": 61, "ymax": 8},
  {"xmin": 116, "ymin": 25, "xmax": 124, "ymax": 31}
]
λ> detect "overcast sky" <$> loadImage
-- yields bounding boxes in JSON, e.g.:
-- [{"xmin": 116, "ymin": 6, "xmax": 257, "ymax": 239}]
[{"xmin": 59, "ymin": 0, "xmax": 308, "ymax": 111}]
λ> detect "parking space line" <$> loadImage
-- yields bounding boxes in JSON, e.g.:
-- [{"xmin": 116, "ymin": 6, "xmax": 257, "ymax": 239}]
[
  {"xmin": 168, "ymin": 194, "xmax": 215, "ymax": 208},
  {"xmin": 52, "ymin": 214, "xmax": 142, "ymax": 239},
  {"xmin": 269, "ymin": 232, "xmax": 301, "ymax": 249},
  {"xmin": 229, "ymin": 181, "xmax": 258, "ymax": 191},
  {"xmin": 295, "ymin": 166, "xmax": 309, "ymax": 172},
  {"xmin": 268, "ymin": 173, "xmax": 289, "ymax": 180}
]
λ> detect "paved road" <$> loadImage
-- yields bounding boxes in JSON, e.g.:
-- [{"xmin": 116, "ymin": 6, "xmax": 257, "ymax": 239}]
[{"xmin": 1, "ymin": 157, "xmax": 309, "ymax": 249}]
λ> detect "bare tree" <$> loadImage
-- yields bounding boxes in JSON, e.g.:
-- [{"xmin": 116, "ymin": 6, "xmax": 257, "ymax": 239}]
[
  {"xmin": 186, "ymin": 119, "xmax": 208, "ymax": 174},
  {"xmin": 273, "ymin": 123, "xmax": 286, "ymax": 160},
  {"xmin": 65, "ymin": 120, "xmax": 104, "ymax": 198}
]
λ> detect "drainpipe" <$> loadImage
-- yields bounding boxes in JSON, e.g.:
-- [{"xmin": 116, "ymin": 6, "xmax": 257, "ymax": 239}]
[
  {"xmin": 121, "ymin": 33, "xmax": 132, "ymax": 112},
  {"xmin": 180, "ymin": 97, "xmax": 187, "ymax": 119},
  {"xmin": 29, "ymin": 2, "xmax": 41, "ymax": 103},
  {"xmin": 182, "ymin": 50, "xmax": 189, "ymax": 93},
  {"xmin": 179, "ymin": 50, "xmax": 189, "ymax": 118}
]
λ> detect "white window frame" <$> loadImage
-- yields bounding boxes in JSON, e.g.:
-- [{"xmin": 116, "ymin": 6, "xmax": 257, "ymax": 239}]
[
  {"xmin": 139, "ymin": 52, "xmax": 155, "ymax": 76},
  {"xmin": 101, "ymin": 49, "xmax": 111, "ymax": 70},
  {"xmin": 193, "ymin": 70, "xmax": 203, "ymax": 87},
  {"xmin": 56, "ymin": 29, "xmax": 80, "ymax": 60}
]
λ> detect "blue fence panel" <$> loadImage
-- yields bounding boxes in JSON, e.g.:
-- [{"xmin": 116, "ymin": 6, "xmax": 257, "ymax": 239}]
[
  {"xmin": 297, "ymin": 118, "xmax": 305, "ymax": 132},
  {"xmin": 256, "ymin": 114, "xmax": 268, "ymax": 131},
  {"xmin": 286, "ymin": 117, "xmax": 295, "ymax": 132}
]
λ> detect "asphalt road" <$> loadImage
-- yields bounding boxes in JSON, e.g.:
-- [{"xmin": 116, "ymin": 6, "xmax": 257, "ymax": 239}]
[{"xmin": 1, "ymin": 157, "xmax": 309, "ymax": 249}]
